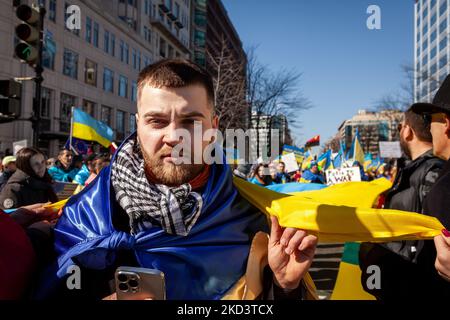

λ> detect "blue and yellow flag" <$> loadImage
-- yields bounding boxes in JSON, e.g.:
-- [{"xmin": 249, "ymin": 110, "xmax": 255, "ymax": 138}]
[
  {"xmin": 72, "ymin": 108, "xmax": 114, "ymax": 148},
  {"xmin": 347, "ymin": 128, "xmax": 365, "ymax": 165},
  {"xmin": 317, "ymin": 149, "xmax": 332, "ymax": 171}
]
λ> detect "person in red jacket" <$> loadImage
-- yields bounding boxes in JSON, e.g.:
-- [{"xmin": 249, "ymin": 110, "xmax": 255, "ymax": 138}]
[{"xmin": 0, "ymin": 204, "xmax": 58, "ymax": 299}]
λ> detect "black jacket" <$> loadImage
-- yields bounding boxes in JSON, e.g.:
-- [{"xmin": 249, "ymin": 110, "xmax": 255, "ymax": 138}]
[
  {"xmin": 359, "ymin": 150, "xmax": 446, "ymax": 300},
  {"xmin": 0, "ymin": 170, "xmax": 14, "ymax": 192},
  {"xmin": 0, "ymin": 169, "xmax": 58, "ymax": 210}
]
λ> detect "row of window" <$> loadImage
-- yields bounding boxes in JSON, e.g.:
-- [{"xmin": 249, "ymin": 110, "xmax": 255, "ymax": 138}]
[{"xmin": 54, "ymin": 91, "xmax": 137, "ymax": 137}]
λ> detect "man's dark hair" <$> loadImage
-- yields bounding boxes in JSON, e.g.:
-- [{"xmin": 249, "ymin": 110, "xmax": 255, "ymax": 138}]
[
  {"xmin": 137, "ymin": 59, "xmax": 215, "ymax": 112},
  {"xmin": 405, "ymin": 108, "xmax": 433, "ymax": 143}
]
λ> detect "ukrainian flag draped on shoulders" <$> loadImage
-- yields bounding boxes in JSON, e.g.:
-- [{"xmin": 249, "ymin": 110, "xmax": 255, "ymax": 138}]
[
  {"xmin": 72, "ymin": 107, "xmax": 114, "ymax": 148},
  {"xmin": 37, "ymin": 133, "xmax": 268, "ymax": 300}
]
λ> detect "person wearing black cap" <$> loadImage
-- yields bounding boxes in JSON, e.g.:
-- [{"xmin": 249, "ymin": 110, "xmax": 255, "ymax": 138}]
[{"xmin": 410, "ymin": 74, "xmax": 450, "ymax": 297}]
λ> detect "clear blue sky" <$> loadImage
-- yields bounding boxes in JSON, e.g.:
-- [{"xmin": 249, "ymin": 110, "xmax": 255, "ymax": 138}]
[{"xmin": 222, "ymin": 0, "xmax": 414, "ymax": 146}]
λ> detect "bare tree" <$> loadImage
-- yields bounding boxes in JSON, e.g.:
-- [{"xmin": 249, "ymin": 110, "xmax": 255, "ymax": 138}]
[
  {"xmin": 246, "ymin": 47, "xmax": 312, "ymax": 157},
  {"xmin": 206, "ymin": 36, "xmax": 248, "ymax": 132}
]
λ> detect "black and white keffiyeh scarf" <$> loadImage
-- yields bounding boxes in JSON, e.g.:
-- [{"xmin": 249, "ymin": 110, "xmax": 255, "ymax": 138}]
[{"xmin": 111, "ymin": 137, "xmax": 203, "ymax": 236}]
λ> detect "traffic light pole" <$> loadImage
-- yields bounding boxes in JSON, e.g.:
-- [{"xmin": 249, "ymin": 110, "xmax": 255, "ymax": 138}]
[{"xmin": 31, "ymin": 7, "xmax": 45, "ymax": 148}]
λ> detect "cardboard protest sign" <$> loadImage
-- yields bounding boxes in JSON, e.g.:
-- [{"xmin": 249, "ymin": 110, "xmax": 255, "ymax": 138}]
[
  {"xmin": 325, "ymin": 167, "xmax": 361, "ymax": 186},
  {"xmin": 379, "ymin": 141, "xmax": 402, "ymax": 158},
  {"xmin": 53, "ymin": 182, "xmax": 79, "ymax": 201}
]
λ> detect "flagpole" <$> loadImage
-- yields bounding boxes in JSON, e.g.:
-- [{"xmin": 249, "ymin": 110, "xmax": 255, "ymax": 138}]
[{"xmin": 69, "ymin": 106, "xmax": 78, "ymax": 155}]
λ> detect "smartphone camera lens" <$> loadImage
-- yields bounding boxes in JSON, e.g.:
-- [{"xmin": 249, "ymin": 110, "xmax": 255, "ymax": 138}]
[
  {"xmin": 118, "ymin": 283, "xmax": 129, "ymax": 292},
  {"xmin": 118, "ymin": 274, "xmax": 128, "ymax": 282},
  {"xmin": 128, "ymin": 279, "xmax": 139, "ymax": 289}
]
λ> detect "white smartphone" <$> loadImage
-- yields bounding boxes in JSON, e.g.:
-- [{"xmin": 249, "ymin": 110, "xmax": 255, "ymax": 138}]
[{"xmin": 115, "ymin": 266, "xmax": 166, "ymax": 300}]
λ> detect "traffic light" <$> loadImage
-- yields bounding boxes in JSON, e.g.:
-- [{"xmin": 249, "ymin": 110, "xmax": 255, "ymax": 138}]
[
  {"xmin": 0, "ymin": 80, "xmax": 22, "ymax": 123},
  {"xmin": 14, "ymin": 4, "xmax": 43, "ymax": 66}
]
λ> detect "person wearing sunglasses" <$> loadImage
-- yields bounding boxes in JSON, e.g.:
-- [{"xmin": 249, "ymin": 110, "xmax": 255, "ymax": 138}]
[
  {"xmin": 411, "ymin": 74, "xmax": 450, "ymax": 297},
  {"xmin": 359, "ymin": 107, "xmax": 444, "ymax": 300}
]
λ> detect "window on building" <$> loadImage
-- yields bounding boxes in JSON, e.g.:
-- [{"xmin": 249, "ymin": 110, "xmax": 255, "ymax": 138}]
[
  {"xmin": 103, "ymin": 68, "xmax": 114, "ymax": 93},
  {"xmin": 440, "ymin": 54, "xmax": 448, "ymax": 69},
  {"xmin": 422, "ymin": 54, "xmax": 428, "ymax": 66},
  {"xmin": 120, "ymin": 40, "xmax": 125, "ymax": 62},
  {"xmin": 194, "ymin": 30, "xmax": 205, "ymax": 47},
  {"xmin": 441, "ymin": 37, "xmax": 448, "ymax": 51},
  {"xmin": 111, "ymin": 34, "xmax": 116, "ymax": 57},
  {"xmin": 42, "ymin": 34, "xmax": 56, "ymax": 70},
  {"xmin": 49, "ymin": 0, "xmax": 56, "ymax": 22},
  {"xmin": 86, "ymin": 16, "xmax": 92, "ymax": 43},
  {"xmin": 64, "ymin": 3, "xmax": 80, "ymax": 36},
  {"xmin": 174, "ymin": 2, "xmax": 180, "ymax": 18},
  {"xmin": 194, "ymin": 50, "xmax": 206, "ymax": 66},
  {"xmin": 168, "ymin": 45, "xmax": 174, "ymax": 58},
  {"xmin": 116, "ymin": 110, "xmax": 126, "ymax": 140},
  {"xmin": 85, "ymin": 59, "xmax": 97, "ymax": 86},
  {"xmin": 440, "ymin": 0, "xmax": 448, "ymax": 16},
  {"xmin": 423, "ymin": 23, "xmax": 428, "ymax": 35},
  {"xmin": 60, "ymin": 93, "xmax": 76, "ymax": 132},
  {"xmin": 431, "ymin": 13, "xmax": 437, "ymax": 27},
  {"xmin": 440, "ymin": 18, "xmax": 447, "ymax": 34},
  {"xmin": 132, "ymin": 48, "xmax": 137, "ymax": 69},
  {"xmin": 431, "ymin": 46, "xmax": 437, "ymax": 59},
  {"xmin": 125, "ymin": 43, "xmax": 129, "ymax": 64},
  {"xmin": 131, "ymin": 81, "xmax": 137, "ymax": 102},
  {"xmin": 160, "ymin": 37, "xmax": 166, "ymax": 57},
  {"xmin": 423, "ymin": 7, "xmax": 428, "ymax": 20},
  {"xmin": 104, "ymin": 30, "xmax": 110, "ymax": 53},
  {"xmin": 41, "ymin": 87, "xmax": 52, "ymax": 118},
  {"xmin": 431, "ymin": 63, "xmax": 437, "ymax": 75},
  {"xmin": 423, "ymin": 39, "xmax": 428, "ymax": 51},
  {"xmin": 93, "ymin": 22, "xmax": 99, "ymax": 47},
  {"xmin": 129, "ymin": 113, "xmax": 136, "ymax": 133},
  {"xmin": 101, "ymin": 105, "xmax": 112, "ymax": 126},
  {"xmin": 82, "ymin": 100, "xmax": 96, "ymax": 117},
  {"xmin": 119, "ymin": 75, "xmax": 128, "ymax": 98},
  {"xmin": 431, "ymin": 29, "xmax": 437, "ymax": 43},
  {"xmin": 431, "ymin": 0, "xmax": 437, "ymax": 8},
  {"xmin": 63, "ymin": 48, "xmax": 78, "ymax": 79}
]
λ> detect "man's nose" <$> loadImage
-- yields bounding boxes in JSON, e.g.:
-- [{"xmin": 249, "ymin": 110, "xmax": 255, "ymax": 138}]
[{"xmin": 162, "ymin": 122, "xmax": 185, "ymax": 146}]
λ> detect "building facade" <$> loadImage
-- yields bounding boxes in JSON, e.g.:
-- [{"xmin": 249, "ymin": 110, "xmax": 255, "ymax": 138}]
[
  {"xmin": 250, "ymin": 112, "xmax": 289, "ymax": 161},
  {"xmin": 414, "ymin": 0, "xmax": 450, "ymax": 103},
  {"xmin": 338, "ymin": 109, "xmax": 403, "ymax": 156},
  {"xmin": 0, "ymin": 0, "xmax": 191, "ymax": 157}
]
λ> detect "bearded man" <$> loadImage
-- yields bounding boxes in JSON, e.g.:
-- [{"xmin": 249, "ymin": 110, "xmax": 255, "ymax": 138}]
[{"xmin": 38, "ymin": 59, "xmax": 318, "ymax": 300}]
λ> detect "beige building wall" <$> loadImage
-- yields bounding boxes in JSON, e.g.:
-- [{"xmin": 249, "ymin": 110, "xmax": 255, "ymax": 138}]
[{"xmin": 0, "ymin": 0, "xmax": 191, "ymax": 157}]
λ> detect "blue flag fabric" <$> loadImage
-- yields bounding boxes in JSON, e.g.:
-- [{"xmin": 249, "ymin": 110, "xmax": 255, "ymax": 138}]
[
  {"xmin": 64, "ymin": 137, "xmax": 89, "ymax": 155},
  {"xmin": 37, "ymin": 134, "xmax": 268, "ymax": 300}
]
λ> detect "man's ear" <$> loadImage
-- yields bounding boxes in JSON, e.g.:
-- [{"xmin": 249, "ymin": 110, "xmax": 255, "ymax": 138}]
[
  {"xmin": 445, "ymin": 114, "xmax": 450, "ymax": 136},
  {"xmin": 212, "ymin": 114, "xmax": 219, "ymax": 130},
  {"xmin": 404, "ymin": 125, "xmax": 414, "ymax": 141}
]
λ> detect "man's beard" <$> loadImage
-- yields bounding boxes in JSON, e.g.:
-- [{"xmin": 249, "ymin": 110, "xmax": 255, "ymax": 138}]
[
  {"xmin": 141, "ymin": 145, "xmax": 205, "ymax": 187},
  {"xmin": 400, "ymin": 138, "xmax": 411, "ymax": 159}
]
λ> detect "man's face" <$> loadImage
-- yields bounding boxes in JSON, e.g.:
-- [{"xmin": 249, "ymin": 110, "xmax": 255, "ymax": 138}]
[
  {"xmin": 430, "ymin": 113, "xmax": 450, "ymax": 160},
  {"xmin": 59, "ymin": 150, "xmax": 73, "ymax": 168},
  {"xmin": 137, "ymin": 84, "xmax": 218, "ymax": 186},
  {"xmin": 311, "ymin": 165, "xmax": 318, "ymax": 174},
  {"xmin": 277, "ymin": 163, "xmax": 285, "ymax": 173}
]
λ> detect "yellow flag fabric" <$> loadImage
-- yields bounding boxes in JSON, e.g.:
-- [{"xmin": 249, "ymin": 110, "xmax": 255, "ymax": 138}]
[
  {"xmin": 46, "ymin": 177, "xmax": 445, "ymax": 243},
  {"xmin": 233, "ymin": 177, "xmax": 444, "ymax": 243}
]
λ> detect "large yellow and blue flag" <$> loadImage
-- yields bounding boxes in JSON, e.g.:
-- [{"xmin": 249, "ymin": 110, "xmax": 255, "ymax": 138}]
[
  {"xmin": 72, "ymin": 108, "xmax": 114, "ymax": 148},
  {"xmin": 317, "ymin": 149, "xmax": 332, "ymax": 171}
]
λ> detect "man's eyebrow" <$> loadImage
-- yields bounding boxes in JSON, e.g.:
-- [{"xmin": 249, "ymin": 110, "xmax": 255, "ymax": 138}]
[
  {"xmin": 178, "ymin": 111, "xmax": 205, "ymax": 119},
  {"xmin": 142, "ymin": 111, "xmax": 169, "ymax": 118}
]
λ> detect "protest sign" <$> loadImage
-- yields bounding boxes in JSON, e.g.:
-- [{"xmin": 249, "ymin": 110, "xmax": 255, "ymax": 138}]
[
  {"xmin": 326, "ymin": 167, "xmax": 361, "ymax": 185},
  {"xmin": 12, "ymin": 140, "xmax": 27, "ymax": 155},
  {"xmin": 281, "ymin": 152, "xmax": 300, "ymax": 173},
  {"xmin": 379, "ymin": 141, "xmax": 402, "ymax": 158}
]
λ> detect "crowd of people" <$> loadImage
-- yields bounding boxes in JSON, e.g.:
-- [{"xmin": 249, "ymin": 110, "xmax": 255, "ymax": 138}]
[{"xmin": 0, "ymin": 58, "xmax": 449, "ymax": 300}]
